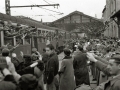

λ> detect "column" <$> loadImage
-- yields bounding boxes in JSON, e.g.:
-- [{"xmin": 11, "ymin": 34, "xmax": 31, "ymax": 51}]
[
  {"xmin": 23, "ymin": 38, "xmax": 25, "ymax": 45},
  {"xmin": 118, "ymin": 17, "xmax": 120, "ymax": 38},
  {"xmin": 37, "ymin": 29, "xmax": 39, "ymax": 50},
  {"xmin": 31, "ymin": 36, "xmax": 34, "ymax": 47},
  {"xmin": 1, "ymin": 31, "xmax": 4, "ymax": 46},
  {"xmin": 13, "ymin": 36, "xmax": 16, "ymax": 46},
  {"xmin": 30, "ymin": 38, "xmax": 31, "ymax": 44}
]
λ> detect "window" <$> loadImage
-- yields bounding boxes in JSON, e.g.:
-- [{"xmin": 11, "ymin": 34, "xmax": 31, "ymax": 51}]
[{"xmin": 25, "ymin": 38, "xmax": 30, "ymax": 45}]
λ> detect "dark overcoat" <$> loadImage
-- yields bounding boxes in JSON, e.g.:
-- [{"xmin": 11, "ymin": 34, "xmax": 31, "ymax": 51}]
[{"xmin": 73, "ymin": 52, "xmax": 90, "ymax": 86}]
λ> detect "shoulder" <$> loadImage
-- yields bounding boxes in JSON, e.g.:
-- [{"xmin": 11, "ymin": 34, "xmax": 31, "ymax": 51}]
[
  {"xmin": 63, "ymin": 58, "xmax": 72, "ymax": 63},
  {"xmin": 114, "ymin": 80, "xmax": 120, "ymax": 87},
  {"xmin": 62, "ymin": 59, "xmax": 67, "ymax": 62},
  {"xmin": 51, "ymin": 54, "xmax": 58, "ymax": 60}
]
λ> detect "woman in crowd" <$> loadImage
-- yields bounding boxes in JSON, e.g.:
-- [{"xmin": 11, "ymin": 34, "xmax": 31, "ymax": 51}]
[{"xmin": 59, "ymin": 48, "xmax": 76, "ymax": 90}]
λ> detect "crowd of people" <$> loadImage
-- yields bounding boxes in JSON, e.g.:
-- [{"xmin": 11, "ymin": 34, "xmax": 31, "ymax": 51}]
[
  {"xmin": 70, "ymin": 37, "xmax": 120, "ymax": 90},
  {"xmin": 0, "ymin": 37, "xmax": 120, "ymax": 90},
  {"xmin": 0, "ymin": 20, "xmax": 37, "ymax": 46}
]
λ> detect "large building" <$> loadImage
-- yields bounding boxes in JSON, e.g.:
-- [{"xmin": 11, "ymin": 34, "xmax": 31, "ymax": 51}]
[
  {"xmin": 102, "ymin": 0, "xmax": 120, "ymax": 38},
  {"xmin": 49, "ymin": 11, "xmax": 104, "ymax": 38}
]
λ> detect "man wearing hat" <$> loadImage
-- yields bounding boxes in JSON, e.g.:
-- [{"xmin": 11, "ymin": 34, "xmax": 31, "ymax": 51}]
[{"xmin": 87, "ymin": 53, "xmax": 120, "ymax": 90}]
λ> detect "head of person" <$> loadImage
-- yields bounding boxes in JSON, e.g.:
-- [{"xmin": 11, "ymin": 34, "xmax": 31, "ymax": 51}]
[
  {"xmin": 107, "ymin": 55, "xmax": 120, "ymax": 75},
  {"xmin": 45, "ymin": 44, "xmax": 54, "ymax": 56},
  {"xmin": 64, "ymin": 48, "xmax": 71, "ymax": 56},
  {"xmin": 23, "ymin": 55, "xmax": 32, "ymax": 64},
  {"xmin": 101, "ymin": 47, "xmax": 110, "ymax": 55},
  {"xmin": 32, "ymin": 48, "xmax": 37, "ymax": 53},
  {"xmin": 0, "ymin": 81, "xmax": 17, "ymax": 90},
  {"xmin": 18, "ymin": 74, "xmax": 38, "ymax": 90},
  {"xmin": 2, "ymin": 48, "xmax": 10, "ymax": 57},
  {"xmin": 43, "ymin": 48, "xmax": 46, "ymax": 53},
  {"xmin": 31, "ymin": 53, "xmax": 39, "ymax": 61},
  {"xmin": 76, "ymin": 45, "xmax": 83, "ymax": 52}
]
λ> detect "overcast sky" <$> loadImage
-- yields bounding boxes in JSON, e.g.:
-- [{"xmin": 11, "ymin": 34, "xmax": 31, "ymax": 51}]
[{"xmin": 0, "ymin": 0, "xmax": 106, "ymax": 22}]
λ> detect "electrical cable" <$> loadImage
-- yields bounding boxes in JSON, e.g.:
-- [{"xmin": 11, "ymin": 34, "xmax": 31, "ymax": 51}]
[
  {"xmin": 28, "ymin": 0, "xmax": 58, "ymax": 18},
  {"xmin": 43, "ymin": 0, "xmax": 50, "ymax": 4}
]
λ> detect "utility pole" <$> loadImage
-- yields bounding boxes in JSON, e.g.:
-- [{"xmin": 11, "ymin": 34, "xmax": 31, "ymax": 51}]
[
  {"xmin": 5, "ymin": 0, "xmax": 60, "ymax": 15},
  {"xmin": 5, "ymin": 0, "xmax": 11, "ymax": 15}
]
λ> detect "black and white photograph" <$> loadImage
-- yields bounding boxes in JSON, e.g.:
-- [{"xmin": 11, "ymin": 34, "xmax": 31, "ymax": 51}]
[{"xmin": 1, "ymin": 0, "xmax": 120, "ymax": 90}]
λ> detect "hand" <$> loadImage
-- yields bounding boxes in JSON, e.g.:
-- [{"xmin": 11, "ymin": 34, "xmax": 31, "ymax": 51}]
[
  {"xmin": 87, "ymin": 52, "xmax": 98, "ymax": 62},
  {"xmin": 2, "ymin": 68, "xmax": 11, "ymax": 76},
  {"xmin": 92, "ymin": 53, "xmax": 98, "ymax": 58}
]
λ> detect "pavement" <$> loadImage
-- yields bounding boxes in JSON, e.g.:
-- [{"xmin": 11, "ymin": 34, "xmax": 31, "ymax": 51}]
[{"xmin": 58, "ymin": 52, "xmax": 97, "ymax": 89}]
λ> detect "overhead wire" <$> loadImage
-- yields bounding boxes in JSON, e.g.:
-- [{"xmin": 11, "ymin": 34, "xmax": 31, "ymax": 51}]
[
  {"xmin": 41, "ymin": 0, "xmax": 64, "ymax": 16},
  {"xmin": 24, "ymin": 0, "xmax": 42, "ymax": 19},
  {"xmin": 29, "ymin": 0, "xmax": 62, "ymax": 14},
  {"xmin": 42, "ymin": 0, "xmax": 57, "ymax": 4},
  {"xmin": 42, "ymin": 0, "xmax": 50, "ymax": 4},
  {"xmin": 28, "ymin": 0, "xmax": 58, "ymax": 18},
  {"xmin": 26, "ymin": 0, "xmax": 40, "ymax": 14}
]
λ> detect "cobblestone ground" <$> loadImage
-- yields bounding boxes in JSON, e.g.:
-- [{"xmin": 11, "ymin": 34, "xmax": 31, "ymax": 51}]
[{"xmin": 58, "ymin": 52, "xmax": 97, "ymax": 89}]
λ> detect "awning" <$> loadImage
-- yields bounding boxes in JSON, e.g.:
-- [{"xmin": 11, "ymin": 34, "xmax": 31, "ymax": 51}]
[{"xmin": 111, "ymin": 10, "xmax": 120, "ymax": 18}]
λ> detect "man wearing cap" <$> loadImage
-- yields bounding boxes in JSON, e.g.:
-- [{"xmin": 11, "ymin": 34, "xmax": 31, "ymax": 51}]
[{"xmin": 87, "ymin": 53, "xmax": 120, "ymax": 90}]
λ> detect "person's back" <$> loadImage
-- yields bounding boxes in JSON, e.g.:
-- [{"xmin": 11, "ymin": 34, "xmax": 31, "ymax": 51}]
[
  {"xmin": 73, "ymin": 46, "xmax": 90, "ymax": 86},
  {"xmin": 59, "ymin": 51, "xmax": 76, "ymax": 90}
]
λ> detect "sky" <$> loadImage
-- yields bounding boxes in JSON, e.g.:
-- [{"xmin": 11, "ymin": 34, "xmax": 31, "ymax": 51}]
[{"xmin": 0, "ymin": 0, "xmax": 106, "ymax": 22}]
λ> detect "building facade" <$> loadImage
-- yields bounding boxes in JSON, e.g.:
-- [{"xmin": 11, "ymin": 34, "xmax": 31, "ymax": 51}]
[
  {"xmin": 103, "ymin": 0, "xmax": 120, "ymax": 38},
  {"xmin": 50, "ymin": 11, "xmax": 103, "ymax": 38}
]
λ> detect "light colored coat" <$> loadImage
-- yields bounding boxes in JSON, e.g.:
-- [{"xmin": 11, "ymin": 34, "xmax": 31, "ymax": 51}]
[{"xmin": 59, "ymin": 57, "xmax": 76, "ymax": 90}]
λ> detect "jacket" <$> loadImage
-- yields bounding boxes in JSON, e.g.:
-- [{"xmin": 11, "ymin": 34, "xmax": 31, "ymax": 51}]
[
  {"xmin": 95, "ymin": 61, "xmax": 120, "ymax": 90},
  {"xmin": 73, "ymin": 52, "xmax": 90, "ymax": 86},
  {"xmin": 45, "ymin": 52, "xmax": 59, "ymax": 84},
  {"xmin": 59, "ymin": 56, "xmax": 76, "ymax": 90}
]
